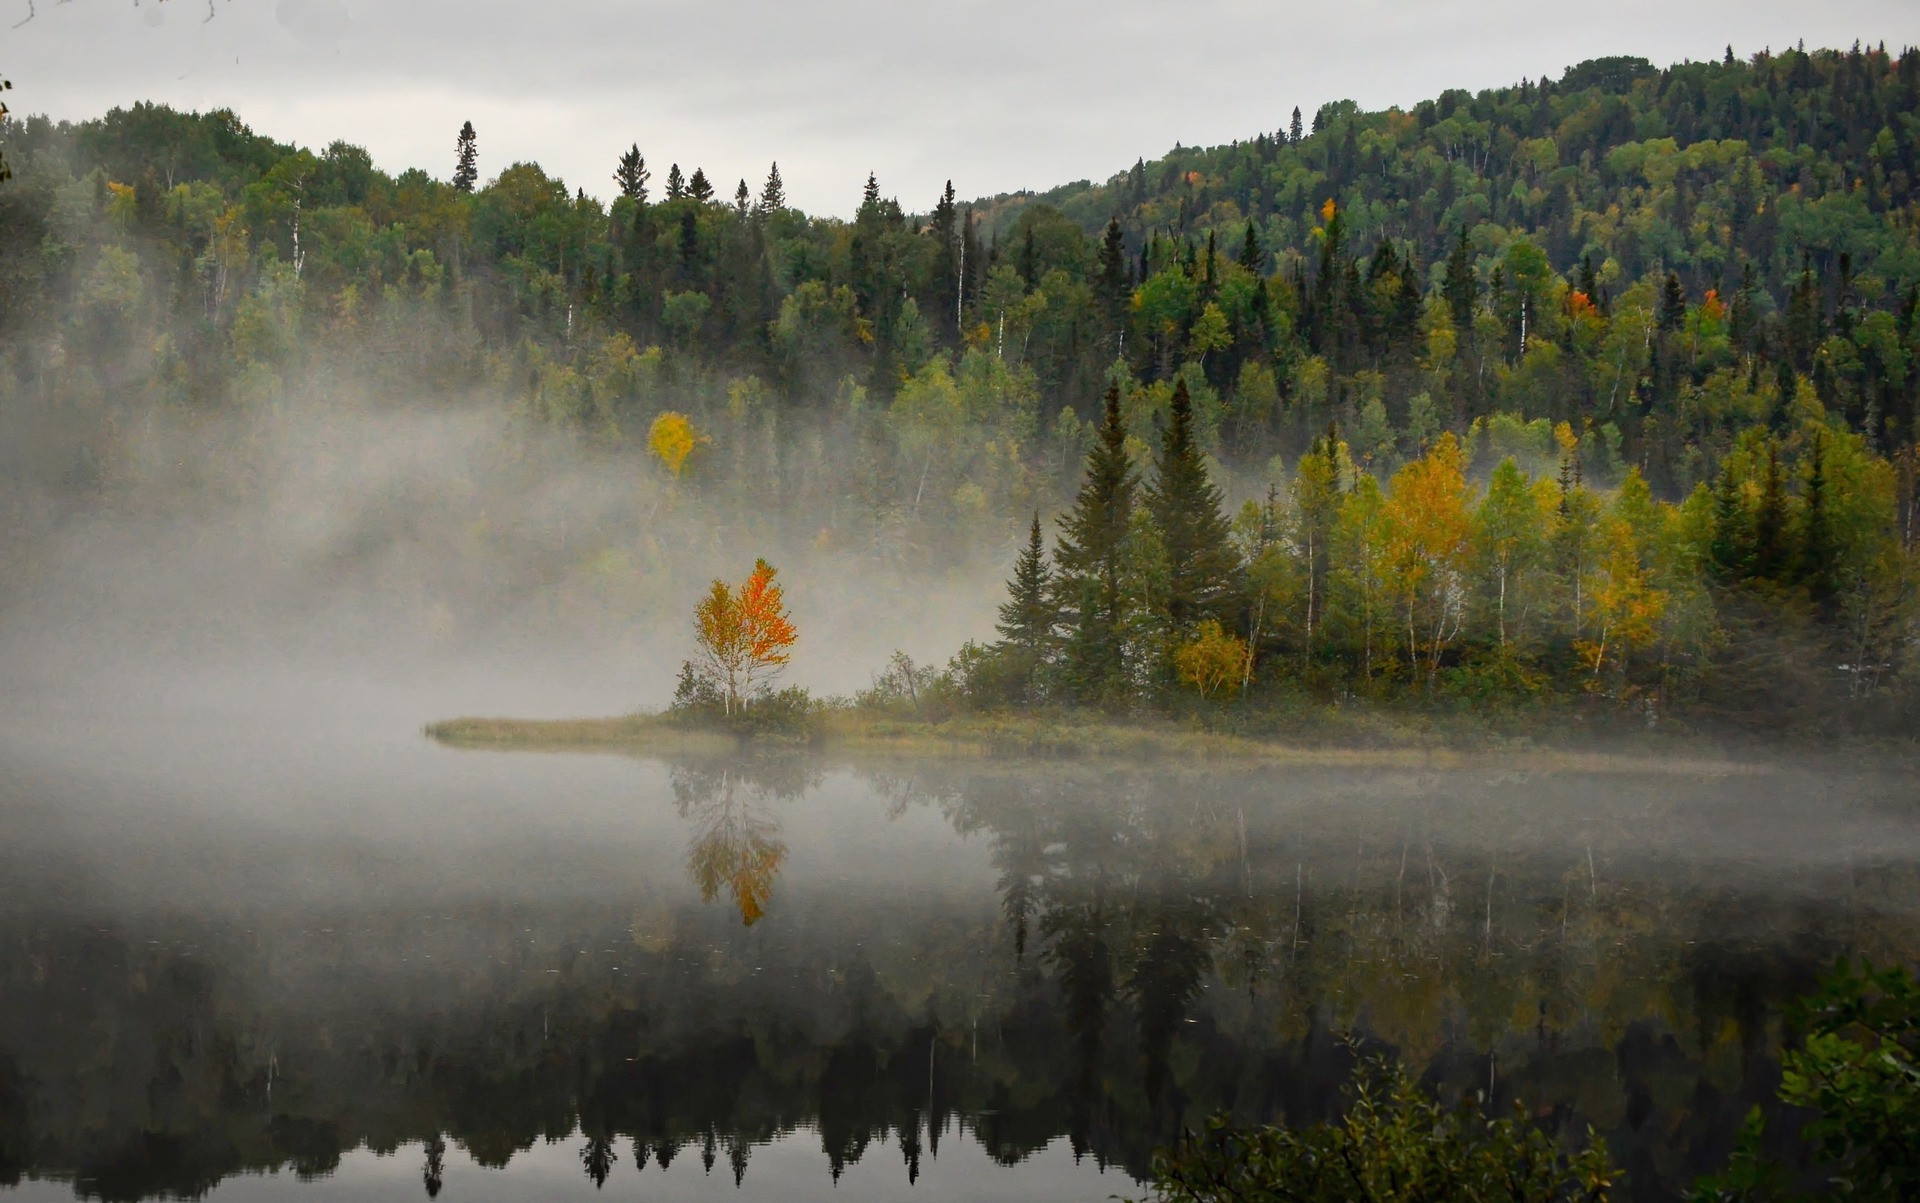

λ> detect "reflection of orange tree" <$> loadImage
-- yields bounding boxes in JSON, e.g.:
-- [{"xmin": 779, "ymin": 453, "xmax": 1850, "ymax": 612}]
[{"xmin": 670, "ymin": 759, "xmax": 815, "ymax": 925}]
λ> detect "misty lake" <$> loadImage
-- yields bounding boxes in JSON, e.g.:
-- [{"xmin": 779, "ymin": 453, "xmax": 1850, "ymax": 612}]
[{"xmin": 3, "ymin": 666, "xmax": 1919, "ymax": 1203}]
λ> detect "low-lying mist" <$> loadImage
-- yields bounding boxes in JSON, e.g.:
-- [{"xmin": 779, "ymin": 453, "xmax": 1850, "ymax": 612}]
[{"xmin": 0, "ymin": 374, "xmax": 1007, "ymax": 745}]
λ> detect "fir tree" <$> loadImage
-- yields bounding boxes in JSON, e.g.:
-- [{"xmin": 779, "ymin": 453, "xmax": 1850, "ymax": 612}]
[
  {"xmin": 687, "ymin": 168, "xmax": 714, "ymax": 202},
  {"xmin": 1659, "ymin": 271, "xmax": 1687, "ymax": 332},
  {"xmin": 1055, "ymin": 383, "xmax": 1138, "ymax": 701},
  {"xmin": 452, "ymin": 121, "xmax": 478, "ymax": 193},
  {"xmin": 614, "ymin": 144, "xmax": 649, "ymax": 202},
  {"xmin": 861, "ymin": 172, "xmax": 880, "ymax": 211},
  {"xmin": 931, "ymin": 182, "xmax": 961, "ymax": 339},
  {"xmin": 996, "ymin": 515, "xmax": 1059, "ymax": 702},
  {"xmin": 1237, "ymin": 221, "xmax": 1261, "ymax": 274},
  {"xmin": 1146, "ymin": 378, "xmax": 1241, "ymax": 633},
  {"xmin": 1709, "ymin": 460, "xmax": 1751, "ymax": 581},
  {"xmin": 759, "ymin": 162, "xmax": 786, "ymax": 213},
  {"xmin": 1098, "ymin": 217, "xmax": 1129, "ymax": 337},
  {"xmin": 1752, "ymin": 440, "xmax": 1789, "ymax": 580},
  {"xmin": 734, "ymin": 178, "xmax": 751, "ymax": 216},
  {"xmin": 665, "ymin": 164, "xmax": 686, "ymax": 201},
  {"xmin": 1289, "ymin": 106, "xmax": 1303, "ymax": 144}
]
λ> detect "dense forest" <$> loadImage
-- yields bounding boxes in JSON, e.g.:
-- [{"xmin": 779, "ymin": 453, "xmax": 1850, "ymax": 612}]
[{"xmin": 2, "ymin": 44, "xmax": 1918, "ymax": 727}]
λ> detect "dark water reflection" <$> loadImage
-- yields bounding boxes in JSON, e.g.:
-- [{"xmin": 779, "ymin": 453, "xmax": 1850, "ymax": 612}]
[{"xmin": 3, "ymin": 746, "xmax": 1919, "ymax": 1201}]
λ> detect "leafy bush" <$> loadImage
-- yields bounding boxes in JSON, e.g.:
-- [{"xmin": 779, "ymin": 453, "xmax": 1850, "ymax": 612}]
[
  {"xmin": 1697, "ymin": 960, "xmax": 1920, "ymax": 1202},
  {"xmin": 668, "ymin": 661, "xmax": 816, "ymax": 739},
  {"xmin": 1146, "ymin": 1059, "xmax": 1616, "ymax": 1203}
]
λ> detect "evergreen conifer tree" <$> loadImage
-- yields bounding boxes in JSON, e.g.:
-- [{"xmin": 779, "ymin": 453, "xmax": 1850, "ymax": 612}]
[
  {"xmin": 759, "ymin": 163, "xmax": 786, "ymax": 213},
  {"xmin": 1055, "ymin": 383, "xmax": 1139, "ymax": 701},
  {"xmin": 1752, "ymin": 440, "xmax": 1789, "ymax": 580},
  {"xmin": 1098, "ymin": 217, "xmax": 1129, "ymax": 338},
  {"xmin": 687, "ymin": 168, "xmax": 714, "ymax": 202},
  {"xmin": 1289, "ymin": 106, "xmax": 1304, "ymax": 144},
  {"xmin": 734, "ymin": 179, "xmax": 751, "ymax": 216},
  {"xmin": 1709, "ymin": 460, "xmax": 1752, "ymax": 581},
  {"xmin": 665, "ymin": 164, "xmax": 686, "ymax": 201},
  {"xmin": 614, "ymin": 144, "xmax": 649, "ymax": 202},
  {"xmin": 1443, "ymin": 227, "xmax": 1476, "ymax": 329},
  {"xmin": 930, "ymin": 182, "xmax": 960, "ymax": 339},
  {"xmin": 861, "ymin": 172, "xmax": 880, "ymax": 211},
  {"xmin": 1659, "ymin": 271, "xmax": 1688, "ymax": 332},
  {"xmin": 1237, "ymin": 221, "xmax": 1261, "ymax": 274},
  {"xmin": 453, "ymin": 121, "xmax": 478, "ymax": 193},
  {"xmin": 1146, "ymin": 378, "xmax": 1241, "ymax": 633},
  {"xmin": 996, "ymin": 514, "xmax": 1059, "ymax": 700}
]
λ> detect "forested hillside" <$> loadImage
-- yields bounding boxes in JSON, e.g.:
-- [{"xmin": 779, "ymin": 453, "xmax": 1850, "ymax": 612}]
[{"xmin": 1, "ymin": 44, "xmax": 1917, "ymax": 727}]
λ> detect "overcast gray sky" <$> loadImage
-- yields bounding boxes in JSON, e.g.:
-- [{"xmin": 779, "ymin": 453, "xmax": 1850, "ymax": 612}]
[{"xmin": 8, "ymin": 0, "xmax": 1920, "ymax": 216}]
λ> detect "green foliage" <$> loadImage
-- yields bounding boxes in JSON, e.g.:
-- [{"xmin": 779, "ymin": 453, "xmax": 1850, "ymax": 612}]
[{"xmin": 1146, "ymin": 1059, "xmax": 1617, "ymax": 1203}]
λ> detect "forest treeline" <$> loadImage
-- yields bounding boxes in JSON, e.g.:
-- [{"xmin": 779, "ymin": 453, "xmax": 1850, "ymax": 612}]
[{"xmin": 2, "ymin": 44, "xmax": 1918, "ymax": 725}]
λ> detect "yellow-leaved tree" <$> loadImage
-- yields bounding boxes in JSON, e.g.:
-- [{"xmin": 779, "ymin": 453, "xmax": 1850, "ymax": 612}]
[
  {"xmin": 693, "ymin": 559, "xmax": 798, "ymax": 714},
  {"xmin": 648, "ymin": 411, "xmax": 702, "ymax": 477},
  {"xmin": 1382, "ymin": 432, "xmax": 1474, "ymax": 688},
  {"xmin": 1175, "ymin": 620, "xmax": 1248, "ymax": 699}
]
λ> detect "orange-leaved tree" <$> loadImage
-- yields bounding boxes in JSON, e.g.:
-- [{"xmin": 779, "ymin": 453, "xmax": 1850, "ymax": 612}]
[{"xmin": 692, "ymin": 559, "xmax": 797, "ymax": 714}]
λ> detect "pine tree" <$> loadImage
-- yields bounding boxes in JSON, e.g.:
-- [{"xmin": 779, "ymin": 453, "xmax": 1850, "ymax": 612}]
[
  {"xmin": 452, "ymin": 121, "xmax": 478, "ymax": 193},
  {"xmin": 759, "ymin": 162, "xmax": 786, "ymax": 213},
  {"xmin": 1098, "ymin": 217, "xmax": 1129, "ymax": 336},
  {"xmin": 1659, "ymin": 271, "xmax": 1687, "ymax": 332},
  {"xmin": 1752, "ymin": 440, "xmax": 1789, "ymax": 580},
  {"xmin": 665, "ymin": 164, "xmax": 686, "ymax": 201},
  {"xmin": 734, "ymin": 178, "xmax": 751, "ymax": 216},
  {"xmin": 1055, "ymin": 383, "xmax": 1138, "ymax": 701},
  {"xmin": 931, "ymin": 182, "xmax": 960, "ymax": 340},
  {"xmin": 861, "ymin": 172, "xmax": 880, "ymax": 211},
  {"xmin": 1709, "ymin": 460, "xmax": 1751, "ymax": 581},
  {"xmin": 998, "ymin": 518, "xmax": 1059, "ymax": 667},
  {"xmin": 1237, "ymin": 221, "xmax": 1261, "ymax": 274},
  {"xmin": 1147, "ymin": 378, "xmax": 1241, "ymax": 633},
  {"xmin": 1289, "ymin": 106, "xmax": 1303, "ymax": 144},
  {"xmin": 614, "ymin": 144, "xmax": 649, "ymax": 202},
  {"xmin": 687, "ymin": 168, "xmax": 714, "ymax": 202}
]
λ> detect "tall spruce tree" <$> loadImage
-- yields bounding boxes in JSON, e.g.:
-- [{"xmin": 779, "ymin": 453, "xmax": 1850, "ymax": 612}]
[
  {"xmin": 1289, "ymin": 106, "xmax": 1304, "ymax": 144},
  {"xmin": 614, "ymin": 144, "xmax": 649, "ymax": 202},
  {"xmin": 1055, "ymin": 383, "xmax": 1138, "ymax": 701},
  {"xmin": 1442, "ymin": 227, "xmax": 1475, "ymax": 330},
  {"xmin": 1098, "ymin": 217, "xmax": 1129, "ymax": 336},
  {"xmin": 759, "ymin": 163, "xmax": 786, "ymax": 213},
  {"xmin": 452, "ymin": 121, "xmax": 478, "ymax": 193},
  {"xmin": 996, "ymin": 514, "xmax": 1059, "ymax": 700},
  {"xmin": 1146, "ymin": 378, "xmax": 1241, "ymax": 633},
  {"xmin": 665, "ymin": 164, "xmax": 686, "ymax": 201},
  {"xmin": 687, "ymin": 168, "xmax": 714, "ymax": 202}
]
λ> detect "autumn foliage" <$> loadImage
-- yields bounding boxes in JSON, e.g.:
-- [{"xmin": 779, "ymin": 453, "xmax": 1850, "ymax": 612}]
[
  {"xmin": 648, "ymin": 411, "xmax": 701, "ymax": 476},
  {"xmin": 692, "ymin": 559, "xmax": 798, "ymax": 715}
]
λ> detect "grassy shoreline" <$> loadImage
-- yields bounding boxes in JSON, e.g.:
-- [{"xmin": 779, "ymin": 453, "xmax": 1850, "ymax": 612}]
[{"xmin": 423, "ymin": 709, "xmax": 1776, "ymax": 776}]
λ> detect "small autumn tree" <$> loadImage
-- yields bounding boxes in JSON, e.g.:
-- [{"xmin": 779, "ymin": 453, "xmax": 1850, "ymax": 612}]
[
  {"xmin": 1174, "ymin": 620, "xmax": 1247, "ymax": 700},
  {"xmin": 648, "ymin": 411, "xmax": 701, "ymax": 476},
  {"xmin": 691, "ymin": 560, "xmax": 797, "ymax": 715}
]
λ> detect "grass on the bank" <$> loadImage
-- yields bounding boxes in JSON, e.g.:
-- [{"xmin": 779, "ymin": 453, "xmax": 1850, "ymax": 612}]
[{"xmin": 425, "ymin": 707, "xmax": 1767, "ymax": 776}]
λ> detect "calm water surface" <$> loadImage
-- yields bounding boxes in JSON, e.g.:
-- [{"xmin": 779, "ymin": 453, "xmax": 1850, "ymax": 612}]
[{"xmin": 3, "ymin": 670, "xmax": 1918, "ymax": 1201}]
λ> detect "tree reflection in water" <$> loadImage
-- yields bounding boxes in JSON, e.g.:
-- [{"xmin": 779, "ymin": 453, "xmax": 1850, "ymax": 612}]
[
  {"xmin": 2, "ymin": 756, "xmax": 1917, "ymax": 1199},
  {"xmin": 671, "ymin": 758, "xmax": 814, "ymax": 926}
]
